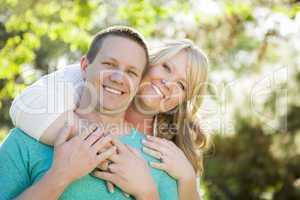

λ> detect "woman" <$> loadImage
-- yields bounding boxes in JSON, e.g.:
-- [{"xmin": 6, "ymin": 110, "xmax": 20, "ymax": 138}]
[{"xmin": 10, "ymin": 40, "xmax": 210, "ymax": 200}]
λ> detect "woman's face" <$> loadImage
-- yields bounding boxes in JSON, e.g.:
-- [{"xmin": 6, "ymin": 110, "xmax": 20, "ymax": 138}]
[{"xmin": 136, "ymin": 50, "xmax": 188, "ymax": 114}]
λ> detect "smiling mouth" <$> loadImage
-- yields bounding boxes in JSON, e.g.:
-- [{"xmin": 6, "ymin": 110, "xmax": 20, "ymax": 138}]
[
  {"xmin": 151, "ymin": 83, "xmax": 164, "ymax": 98},
  {"xmin": 103, "ymin": 85, "xmax": 124, "ymax": 95}
]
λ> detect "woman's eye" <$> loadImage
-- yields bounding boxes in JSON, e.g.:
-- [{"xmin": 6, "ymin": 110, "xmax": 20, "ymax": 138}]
[
  {"xmin": 178, "ymin": 82, "xmax": 185, "ymax": 90},
  {"xmin": 162, "ymin": 64, "xmax": 171, "ymax": 72}
]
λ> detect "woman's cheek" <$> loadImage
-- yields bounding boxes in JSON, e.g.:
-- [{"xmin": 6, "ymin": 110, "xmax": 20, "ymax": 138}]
[{"xmin": 161, "ymin": 99, "xmax": 177, "ymax": 112}]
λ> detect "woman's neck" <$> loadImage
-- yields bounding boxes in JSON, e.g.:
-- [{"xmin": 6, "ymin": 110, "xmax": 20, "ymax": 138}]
[{"xmin": 125, "ymin": 104, "xmax": 156, "ymax": 135}]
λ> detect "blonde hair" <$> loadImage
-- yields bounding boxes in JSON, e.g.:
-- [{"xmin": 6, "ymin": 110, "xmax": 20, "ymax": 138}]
[{"xmin": 150, "ymin": 40, "xmax": 210, "ymax": 175}]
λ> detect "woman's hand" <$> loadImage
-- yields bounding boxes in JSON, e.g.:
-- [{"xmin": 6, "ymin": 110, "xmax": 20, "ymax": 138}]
[
  {"xmin": 96, "ymin": 155, "xmax": 130, "ymax": 197},
  {"xmin": 92, "ymin": 139, "xmax": 159, "ymax": 200},
  {"xmin": 49, "ymin": 126, "xmax": 117, "ymax": 185},
  {"xmin": 142, "ymin": 135, "xmax": 196, "ymax": 181}
]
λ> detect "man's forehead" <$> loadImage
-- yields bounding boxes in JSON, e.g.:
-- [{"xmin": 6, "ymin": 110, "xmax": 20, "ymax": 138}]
[
  {"xmin": 97, "ymin": 36, "xmax": 146, "ymax": 68},
  {"xmin": 100, "ymin": 35, "xmax": 138, "ymax": 51}
]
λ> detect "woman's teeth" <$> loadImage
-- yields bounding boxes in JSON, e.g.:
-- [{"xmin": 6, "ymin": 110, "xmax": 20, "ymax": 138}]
[
  {"xmin": 104, "ymin": 86, "xmax": 122, "ymax": 95},
  {"xmin": 151, "ymin": 84, "xmax": 164, "ymax": 98}
]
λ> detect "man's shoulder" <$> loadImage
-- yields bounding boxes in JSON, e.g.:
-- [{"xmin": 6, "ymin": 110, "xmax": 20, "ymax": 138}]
[{"xmin": 2, "ymin": 128, "xmax": 50, "ymax": 149}]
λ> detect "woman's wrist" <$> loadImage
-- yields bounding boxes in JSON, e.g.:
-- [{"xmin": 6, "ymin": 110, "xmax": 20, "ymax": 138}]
[
  {"xmin": 136, "ymin": 186, "xmax": 159, "ymax": 200},
  {"xmin": 135, "ymin": 178, "xmax": 159, "ymax": 200},
  {"xmin": 178, "ymin": 169, "xmax": 197, "ymax": 183}
]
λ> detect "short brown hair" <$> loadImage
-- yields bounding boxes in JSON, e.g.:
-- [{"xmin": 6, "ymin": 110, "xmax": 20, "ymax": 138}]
[{"xmin": 86, "ymin": 26, "xmax": 149, "ymax": 68}]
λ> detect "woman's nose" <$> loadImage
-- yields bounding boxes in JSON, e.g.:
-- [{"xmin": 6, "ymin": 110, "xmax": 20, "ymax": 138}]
[{"xmin": 161, "ymin": 79, "xmax": 168, "ymax": 85}]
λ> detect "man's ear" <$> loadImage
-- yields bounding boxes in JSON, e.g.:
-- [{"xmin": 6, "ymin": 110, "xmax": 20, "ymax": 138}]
[{"xmin": 80, "ymin": 56, "xmax": 89, "ymax": 80}]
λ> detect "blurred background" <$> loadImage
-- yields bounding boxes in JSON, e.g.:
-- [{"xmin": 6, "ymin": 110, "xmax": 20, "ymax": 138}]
[{"xmin": 0, "ymin": 0, "xmax": 299, "ymax": 199}]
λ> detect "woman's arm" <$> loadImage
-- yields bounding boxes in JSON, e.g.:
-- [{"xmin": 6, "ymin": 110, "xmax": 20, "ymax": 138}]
[
  {"xmin": 0, "ymin": 126, "xmax": 115, "ymax": 200},
  {"xmin": 142, "ymin": 135, "xmax": 202, "ymax": 200},
  {"xmin": 10, "ymin": 66, "xmax": 80, "ymax": 145},
  {"xmin": 14, "ymin": 170, "xmax": 71, "ymax": 200}
]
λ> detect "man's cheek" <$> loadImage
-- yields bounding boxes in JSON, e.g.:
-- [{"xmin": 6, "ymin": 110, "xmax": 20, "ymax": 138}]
[{"xmin": 131, "ymin": 79, "xmax": 141, "ymax": 93}]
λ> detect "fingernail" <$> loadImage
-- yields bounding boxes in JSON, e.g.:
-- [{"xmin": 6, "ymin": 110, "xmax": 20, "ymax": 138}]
[
  {"xmin": 142, "ymin": 139, "xmax": 146, "ymax": 144},
  {"xmin": 109, "ymin": 187, "xmax": 114, "ymax": 193}
]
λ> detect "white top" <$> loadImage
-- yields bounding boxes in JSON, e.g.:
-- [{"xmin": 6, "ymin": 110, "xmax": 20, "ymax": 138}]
[{"xmin": 10, "ymin": 64, "xmax": 83, "ymax": 140}]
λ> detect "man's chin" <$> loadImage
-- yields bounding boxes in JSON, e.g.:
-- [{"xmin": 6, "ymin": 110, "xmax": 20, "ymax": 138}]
[{"xmin": 97, "ymin": 103, "xmax": 129, "ymax": 115}]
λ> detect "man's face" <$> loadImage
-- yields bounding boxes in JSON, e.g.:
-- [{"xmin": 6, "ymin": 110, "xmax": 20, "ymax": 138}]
[{"xmin": 81, "ymin": 36, "xmax": 147, "ymax": 114}]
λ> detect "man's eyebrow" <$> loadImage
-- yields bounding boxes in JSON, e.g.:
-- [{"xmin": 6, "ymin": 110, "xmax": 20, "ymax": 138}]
[
  {"xmin": 102, "ymin": 56, "xmax": 141, "ymax": 72},
  {"xmin": 103, "ymin": 56, "xmax": 118, "ymax": 63}
]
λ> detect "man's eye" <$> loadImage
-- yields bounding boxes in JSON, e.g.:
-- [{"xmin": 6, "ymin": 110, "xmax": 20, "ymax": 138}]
[{"xmin": 128, "ymin": 70, "xmax": 138, "ymax": 77}]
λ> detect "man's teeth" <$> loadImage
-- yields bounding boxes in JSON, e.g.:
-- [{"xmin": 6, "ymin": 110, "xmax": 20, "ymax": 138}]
[
  {"xmin": 152, "ymin": 84, "xmax": 164, "ymax": 98},
  {"xmin": 104, "ymin": 86, "xmax": 122, "ymax": 95}
]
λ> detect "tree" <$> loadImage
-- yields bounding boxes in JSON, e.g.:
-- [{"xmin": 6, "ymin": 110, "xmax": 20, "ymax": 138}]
[{"xmin": 0, "ymin": 0, "xmax": 299, "ymax": 199}]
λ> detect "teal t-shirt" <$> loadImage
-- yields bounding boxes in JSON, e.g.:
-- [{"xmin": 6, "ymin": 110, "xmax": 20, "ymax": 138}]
[{"xmin": 0, "ymin": 128, "xmax": 178, "ymax": 200}]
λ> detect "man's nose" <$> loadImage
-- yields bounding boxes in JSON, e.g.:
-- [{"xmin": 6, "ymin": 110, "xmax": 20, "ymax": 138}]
[{"xmin": 110, "ymin": 70, "xmax": 125, "ymax": 84}]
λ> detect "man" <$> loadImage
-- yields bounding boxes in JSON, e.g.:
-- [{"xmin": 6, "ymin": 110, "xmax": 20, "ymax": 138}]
[{"xmin": 0, "ymin": 26, "xmax": 178, "ymax": 200}]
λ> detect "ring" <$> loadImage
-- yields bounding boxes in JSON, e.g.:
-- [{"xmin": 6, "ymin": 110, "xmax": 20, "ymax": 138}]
[
  {"xmin": 107, "ymin": 160, "xmax": 113, "ymax": 172},
  {"xmin": 159, "ymin": 153, "xmax": 164, "ymax": 162}
]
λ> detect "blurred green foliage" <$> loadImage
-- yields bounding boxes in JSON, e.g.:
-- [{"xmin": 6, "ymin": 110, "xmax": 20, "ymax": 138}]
[{"xmin": 0, "ymin": 0, "xmax": 299, "ymax": 199}]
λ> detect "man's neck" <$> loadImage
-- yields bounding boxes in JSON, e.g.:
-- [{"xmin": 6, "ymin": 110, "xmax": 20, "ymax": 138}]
[
  {"xmin": 76, "ymin": 87, "xmax": 129, "ymax": 134},
  {"xmin": 125, "ymin": 104, "xmax": 156, "ymax": 135}
]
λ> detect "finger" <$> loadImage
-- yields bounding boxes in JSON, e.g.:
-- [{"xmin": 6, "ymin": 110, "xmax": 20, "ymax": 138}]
[
  {"xmin": 146, "ymin": 135, "xmax": 173, "ymax": 148},
  {"xmin": 142, "ymin": 146, "xmax": 162, "ymax": 159},
  {"xmin": 92, "ymin": 135, "xmax": 114, "ymax": 154},
  {"xmin": 97, "ymin": 160, "xmax": 109, "ymax": 171},
  {"xmin": 84, "ymin": 129, "xmax": 104, "ymax": 146},
  {"xmin": 78, "ymin": 125, "xmax": 98, "ymax": 140},
  {"xmin": 93, "ymin": 171, "xmax": 115, "ymax": 182},
  {"xmin": 54, "ymin": 126, "xmax": 76, "ymax": 147},
  {"xmin": 150, "ymin": 162, "xmax": 167, "ymax": 170},
  {"xmin": 145, "ymin": 135, "xmax": 164, "ymax": 143},
  {"xmin": 111, "ymin": 138, "xmax": 128, "ymax": 153},
  {"xmin": 97, "ymin": 142, "xmax": 114, "ymax": 154},
  {"xmin": 106, "ymin": 181, "xmax": 114, "ymax": 193},
  {"xmin": 142, "ymin": 139, "xmax": 169, "ymax": 154},
  {"xmin": 107, "ymin": 163, "xmax": 120, "ymax": 173},
  {"xmin": 127, "ymin": 146, "xmax": 143, "ymax": 158},
  {"xmin": 92, "ymin": 171, "xmax": 120, "ymax": 184},
  {"xmin": 96, "ymin": 146, "xmax": 117, "ymax": 163},
  {"xmin": 108, "ymin": 153, "xmax": 122, "ymax": 163},
  {"xmin": 123, "ymin": 191, "xmax": 130, "ymax": 198}
]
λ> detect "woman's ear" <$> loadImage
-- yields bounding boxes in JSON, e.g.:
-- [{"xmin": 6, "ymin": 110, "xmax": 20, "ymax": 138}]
[{"xmin": 80, "ymin": 56, "xmax": 89, "ymax": 80}]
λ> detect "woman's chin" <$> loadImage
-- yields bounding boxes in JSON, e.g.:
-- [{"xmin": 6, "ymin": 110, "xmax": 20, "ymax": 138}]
[{"xmin": 135, "ymin": 99, "xmax": 160, "ymax": 114}]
